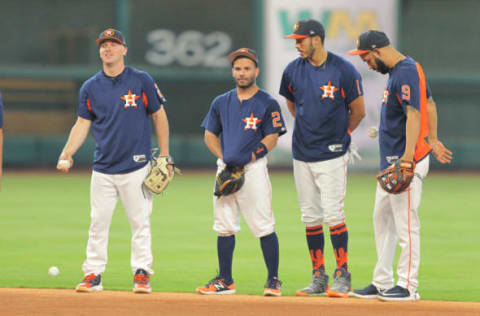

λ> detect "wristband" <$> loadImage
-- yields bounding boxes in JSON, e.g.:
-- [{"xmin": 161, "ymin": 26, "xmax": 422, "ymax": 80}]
[{"xmin": 253, "ymin": 143, "xmax": 268, "ymax": 159}]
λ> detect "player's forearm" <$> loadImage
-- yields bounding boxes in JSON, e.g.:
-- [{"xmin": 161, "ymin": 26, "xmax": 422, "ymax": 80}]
[
  {"xmin": 61, "ymin": 118, "xmax": 91, "ymax": 158},
  {"xmin": 348, "ymin": 96, "xmax": 366, "ymax": 133},
  {"xmin": 261, "ymin": 133, "xmax": 279, "ymax": 152},
  {"xmin": 204, "ymin": 131, "xmax": 223, "ymax": 160},
  {"xmin": 426, "ymin": 97, "xmax": 438, "ymax": 142},
  {"xmin": 152, "ymin": 107, "xmax": 170, "ymax": 156},
  {"xmin": 402, "ymin": 106, "xmax": 421, "ymax": 161}
]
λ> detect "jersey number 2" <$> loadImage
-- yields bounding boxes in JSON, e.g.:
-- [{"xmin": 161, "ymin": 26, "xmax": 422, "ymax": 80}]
[{"xmin": 272, "ymin": 112, "xmax": 282, "ymax": 127}]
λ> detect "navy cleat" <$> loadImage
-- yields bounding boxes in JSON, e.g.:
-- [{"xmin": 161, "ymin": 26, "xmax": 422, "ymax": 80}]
[{"xmin": 377, "ymin": 285, "xmax": 420, "ymax": 301}]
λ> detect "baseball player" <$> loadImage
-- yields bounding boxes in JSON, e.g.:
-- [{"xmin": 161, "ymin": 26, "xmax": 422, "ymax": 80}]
[
  {"xmin": 0, "ymin": 92, "xmax": 3, "ymax": 189},
  {"xmin": 348, "ymin": 30, "xmax": 452, "ymax": 301},
  {"xmin": 57, "ymin": 28, "xmax": 172, "ymax": 294},
  {"xmin": 197, "ymin": 48, "xmax": 287, "ymax": 296},
  {"xmin": 280, "ymin": 19, "xmax": 366, "ymax": 298}
]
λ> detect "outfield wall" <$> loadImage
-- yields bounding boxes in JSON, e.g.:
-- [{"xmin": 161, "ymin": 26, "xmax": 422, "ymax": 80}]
[{"xmin": 1, "ymin": 0, "xmax": 479, "ymax": 170}]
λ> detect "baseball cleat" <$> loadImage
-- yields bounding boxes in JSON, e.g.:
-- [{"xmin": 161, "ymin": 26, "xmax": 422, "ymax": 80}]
[
  {"xmin": 76, "ymin": 273, "xmax": 103, "ymax": 293},
  {"xmin": 296, "ymin": 269, "xmax": 329, "ymax": 296},
  {"xmin": 264, "ymin": 277, "xmax": 282, "ymax": 297},
  {"xmin": 196, "ymin": 276, "xmax": 236, "ymax": 295},
  {"xmin": 353, "ymin": 283, "xmax": 384, "ymax": 299},
  {"xmin": 377, "ymin": 285, "xmax": 420, "ymax": 302},
  {"xmin": 133, "ymin": 269, "xmax": 152, "ymax": 294},
  {"xmin": 327, "ymin": 268, "xmax": 351, "ymax": 298}
]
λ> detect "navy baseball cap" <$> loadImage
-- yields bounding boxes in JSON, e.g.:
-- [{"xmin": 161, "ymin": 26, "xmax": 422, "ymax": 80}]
[
  {"xmin": 96, "ymin": 28, "xmax": 126, "ymax": 46},
  {"xmin": 285, "ymin": 19, "xmax": 325, "ymax": 39},
  {"xmin": 348, "ymin": 30, "xmax": 390, "ymax": 55},
  {"xmin": 227, "ymin": 48, "xmax": 258, "ymax": 65}
]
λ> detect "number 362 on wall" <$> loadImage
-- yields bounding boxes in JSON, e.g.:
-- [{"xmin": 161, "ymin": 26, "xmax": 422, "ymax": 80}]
[{"xmin": 146, "ymin": 29, "xmax": 232, "ymax": 67}]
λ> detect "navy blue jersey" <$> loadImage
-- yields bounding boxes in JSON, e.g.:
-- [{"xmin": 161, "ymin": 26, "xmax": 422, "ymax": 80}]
[
  {"xmin": 0, "ymin": 92, "xmax": 3, "ymax": 128},
  {"xmin": 379, "ymin": 57, "xmax": 432, "ymax": 170},
  {"xmin": 78, "ymin": 66, "xmax": 163, "ymax": 174},
  {"xmin": 201, "ymin": 89, "xmax": 287, "ymax": 166},
  {"xmin": 279, "ymin": 52, "xmax": 363, "ymax": 162}
]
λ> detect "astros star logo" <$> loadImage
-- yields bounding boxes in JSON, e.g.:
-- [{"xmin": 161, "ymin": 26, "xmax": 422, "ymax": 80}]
[
  {"xmin": 320, "ymin": 81, "xmax": 339, "ymax": 100},
  {"xmin": 121, "ymin": 90, "xmax": 140, "ymax": 108},
  {"xmin": 243, "ymin": 113, "xmax": 262, "ymax": 130}
]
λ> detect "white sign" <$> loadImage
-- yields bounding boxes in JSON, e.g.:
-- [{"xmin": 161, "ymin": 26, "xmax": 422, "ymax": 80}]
[{"xmin": 264, "ymin": 0, "xmax": 398, "ymax": 167}]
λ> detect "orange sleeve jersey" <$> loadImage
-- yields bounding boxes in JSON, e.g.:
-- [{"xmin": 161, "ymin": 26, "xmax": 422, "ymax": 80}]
[{"xmin": 378, "ymin": 57, "xmax": 432, "ymax": 170}]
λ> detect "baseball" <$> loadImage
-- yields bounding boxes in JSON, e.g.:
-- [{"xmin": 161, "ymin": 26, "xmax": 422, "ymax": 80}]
[
  {"xmin": 48, "ymin": 266, "xmax": 60, "ymax": 277},
  {"xmin": 368, "ymin": 126, "xmax": 379, "ymax": 139},
  {"xmin": 58, "ymin": 159, "xmax": 70, "ymax": 168}
]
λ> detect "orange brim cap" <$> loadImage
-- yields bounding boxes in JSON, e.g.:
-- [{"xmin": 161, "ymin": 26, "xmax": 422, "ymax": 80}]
[
  {"xmin": 285, "ymin": 34, "xmax": 309, "ymax": 39},
  {"xmin": 348, "ymin": 49, "xmax": 370, "ymax": 56}
]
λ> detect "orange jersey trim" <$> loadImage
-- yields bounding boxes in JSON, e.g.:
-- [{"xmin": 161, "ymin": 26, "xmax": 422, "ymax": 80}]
[
  {"xmin": 414, "ymin": 63, "xmax": 432, "ymax": 162},
  {"xmin": 86, "ymin": 98, "xmax": 92, "ymax": 112},
  {"xmin": 142, "ymin": 92, "xmax": 148, "ymax": 109}
]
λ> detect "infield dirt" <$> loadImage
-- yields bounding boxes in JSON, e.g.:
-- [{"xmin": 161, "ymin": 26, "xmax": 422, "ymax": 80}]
[{"xmin": 1, "ymin": 288, "xmax": 479, "ymax": 316}]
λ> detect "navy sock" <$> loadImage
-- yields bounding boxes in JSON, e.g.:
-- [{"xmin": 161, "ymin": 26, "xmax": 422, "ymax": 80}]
[
  {"xmin": 306, "ymin": 225, "xmax": 325, "ymax": 272},
  {"xmin": 329, "ymin": 222, "xmax": 348, "ymax": 270},
  {"xmin": 217, "ymin": 235, "xmax": 235, "ymax": 283},
  {"xmin": 260, "ymin": 232, "xmax": 279, "ymax": 280}
]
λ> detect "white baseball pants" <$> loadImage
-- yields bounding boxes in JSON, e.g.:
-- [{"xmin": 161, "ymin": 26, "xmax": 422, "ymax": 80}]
[
  {"xmin": 293, "ymin": 154, "xmax": 348, "ymax": 227},
  {"xmin": 82, "ymin": 164, "xmax": 154, "ymax": 276},
  {"xmin": 372, "ymin": 156, "xmax": 429, "ymax": 294},
  {"xmin": 213, "ymin": 157, "xmax": 275, "ymax": 238}
]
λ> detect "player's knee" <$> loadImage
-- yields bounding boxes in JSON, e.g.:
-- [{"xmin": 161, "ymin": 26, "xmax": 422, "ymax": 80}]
[
  {"xmin": 218, "ymin": 232, "xmax": 235, "ymax": 237},
  {"xmin": 255, "ymin": 228, "xmax": 275, "ymax": 239},
  {"xmin": 301, "ymin": 213, "xmax": 324, "ymax": 226},
  {"xmin": 323, "ymin": 214, "xmax": 346, "ymax": 227}
]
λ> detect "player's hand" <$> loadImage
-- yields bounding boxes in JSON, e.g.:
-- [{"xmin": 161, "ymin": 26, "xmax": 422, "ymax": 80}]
[
  {"xmin": 368, "ymin": 126, "xmax": 379, "ymax": 139},
  {"xmin": 57, "ymin": 153, "xmax": 73, "ymax": 173},
  {"xmin": 430, "ymin": 139, "xmax": 452, "ymax": 164}
]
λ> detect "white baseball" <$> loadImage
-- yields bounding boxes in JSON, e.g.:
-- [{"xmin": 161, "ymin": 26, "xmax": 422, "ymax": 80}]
[
  {"xmin": 58, "ymin": 159, "xmax": 71, "ymax": 168},
  {"xmin": 368, "ymin": 126, "xmax": 379, "ymax": 139},
  {"xmin": 48, "ymin": 266, "xmax": 60, "ymax": 277}
]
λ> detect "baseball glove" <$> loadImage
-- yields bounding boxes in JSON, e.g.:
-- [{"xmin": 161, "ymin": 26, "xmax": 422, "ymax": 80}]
[
  {"xmin": 214, "ymin": 165, "xmax": 245, "ymax": 197},
  {"xmin": 144, "ymin": 155, "xmax": 181, "ymax": 194},
  {"xmin": 376, "ymin": 160, "xmax": 416, "ymax": 194}
]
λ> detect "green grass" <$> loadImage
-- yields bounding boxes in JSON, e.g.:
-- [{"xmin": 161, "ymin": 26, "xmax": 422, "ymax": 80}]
[{"xmin": 0, "ymin": 171, "xmax": 478, "ymax": 301}]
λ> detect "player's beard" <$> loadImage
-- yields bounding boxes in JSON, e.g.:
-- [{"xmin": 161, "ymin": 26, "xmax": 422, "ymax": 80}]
[
  {"xmin": 304, "ymin": 42, "xmax": 315, "ymax": 60},
  {"xmin": 374, "ymin": 56, "xmax": 390, "ymax": 74},
  {"xmin": 236, "ymin": 76, "xmax": 256, "ymax": 89}
]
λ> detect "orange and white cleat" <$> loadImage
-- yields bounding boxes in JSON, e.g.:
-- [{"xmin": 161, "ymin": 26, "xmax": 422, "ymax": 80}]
[
  {"xmin": 264, "ymin": 277, "xmax": 282, "ymax": 297},
  {"xmin": 196, "ymin": 276, "xmax": 236, "ymax": 295},
  {"xmin": 76, "ymin": 273, "xmax": 103, "ymax": 293},
  {"xmin": 133, "ymin": 269, "xmax": 152, "ymax": 294}
]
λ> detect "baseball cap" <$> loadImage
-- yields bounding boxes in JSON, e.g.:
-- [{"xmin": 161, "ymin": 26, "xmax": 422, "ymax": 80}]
[
  {"xmin": 227, "ymin": 48, "xmax": 258, "ymax": 66},
  {"xmin": 285, "ymin": 19, "xmax": 325, "ymax": 39},
  {"xmin": 96, "ymin": 28, "xmax": 126, "ymax": 46},
  {"xmin": 348, "ymin": 30, "xmax": 390, "ymax": 55}
]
